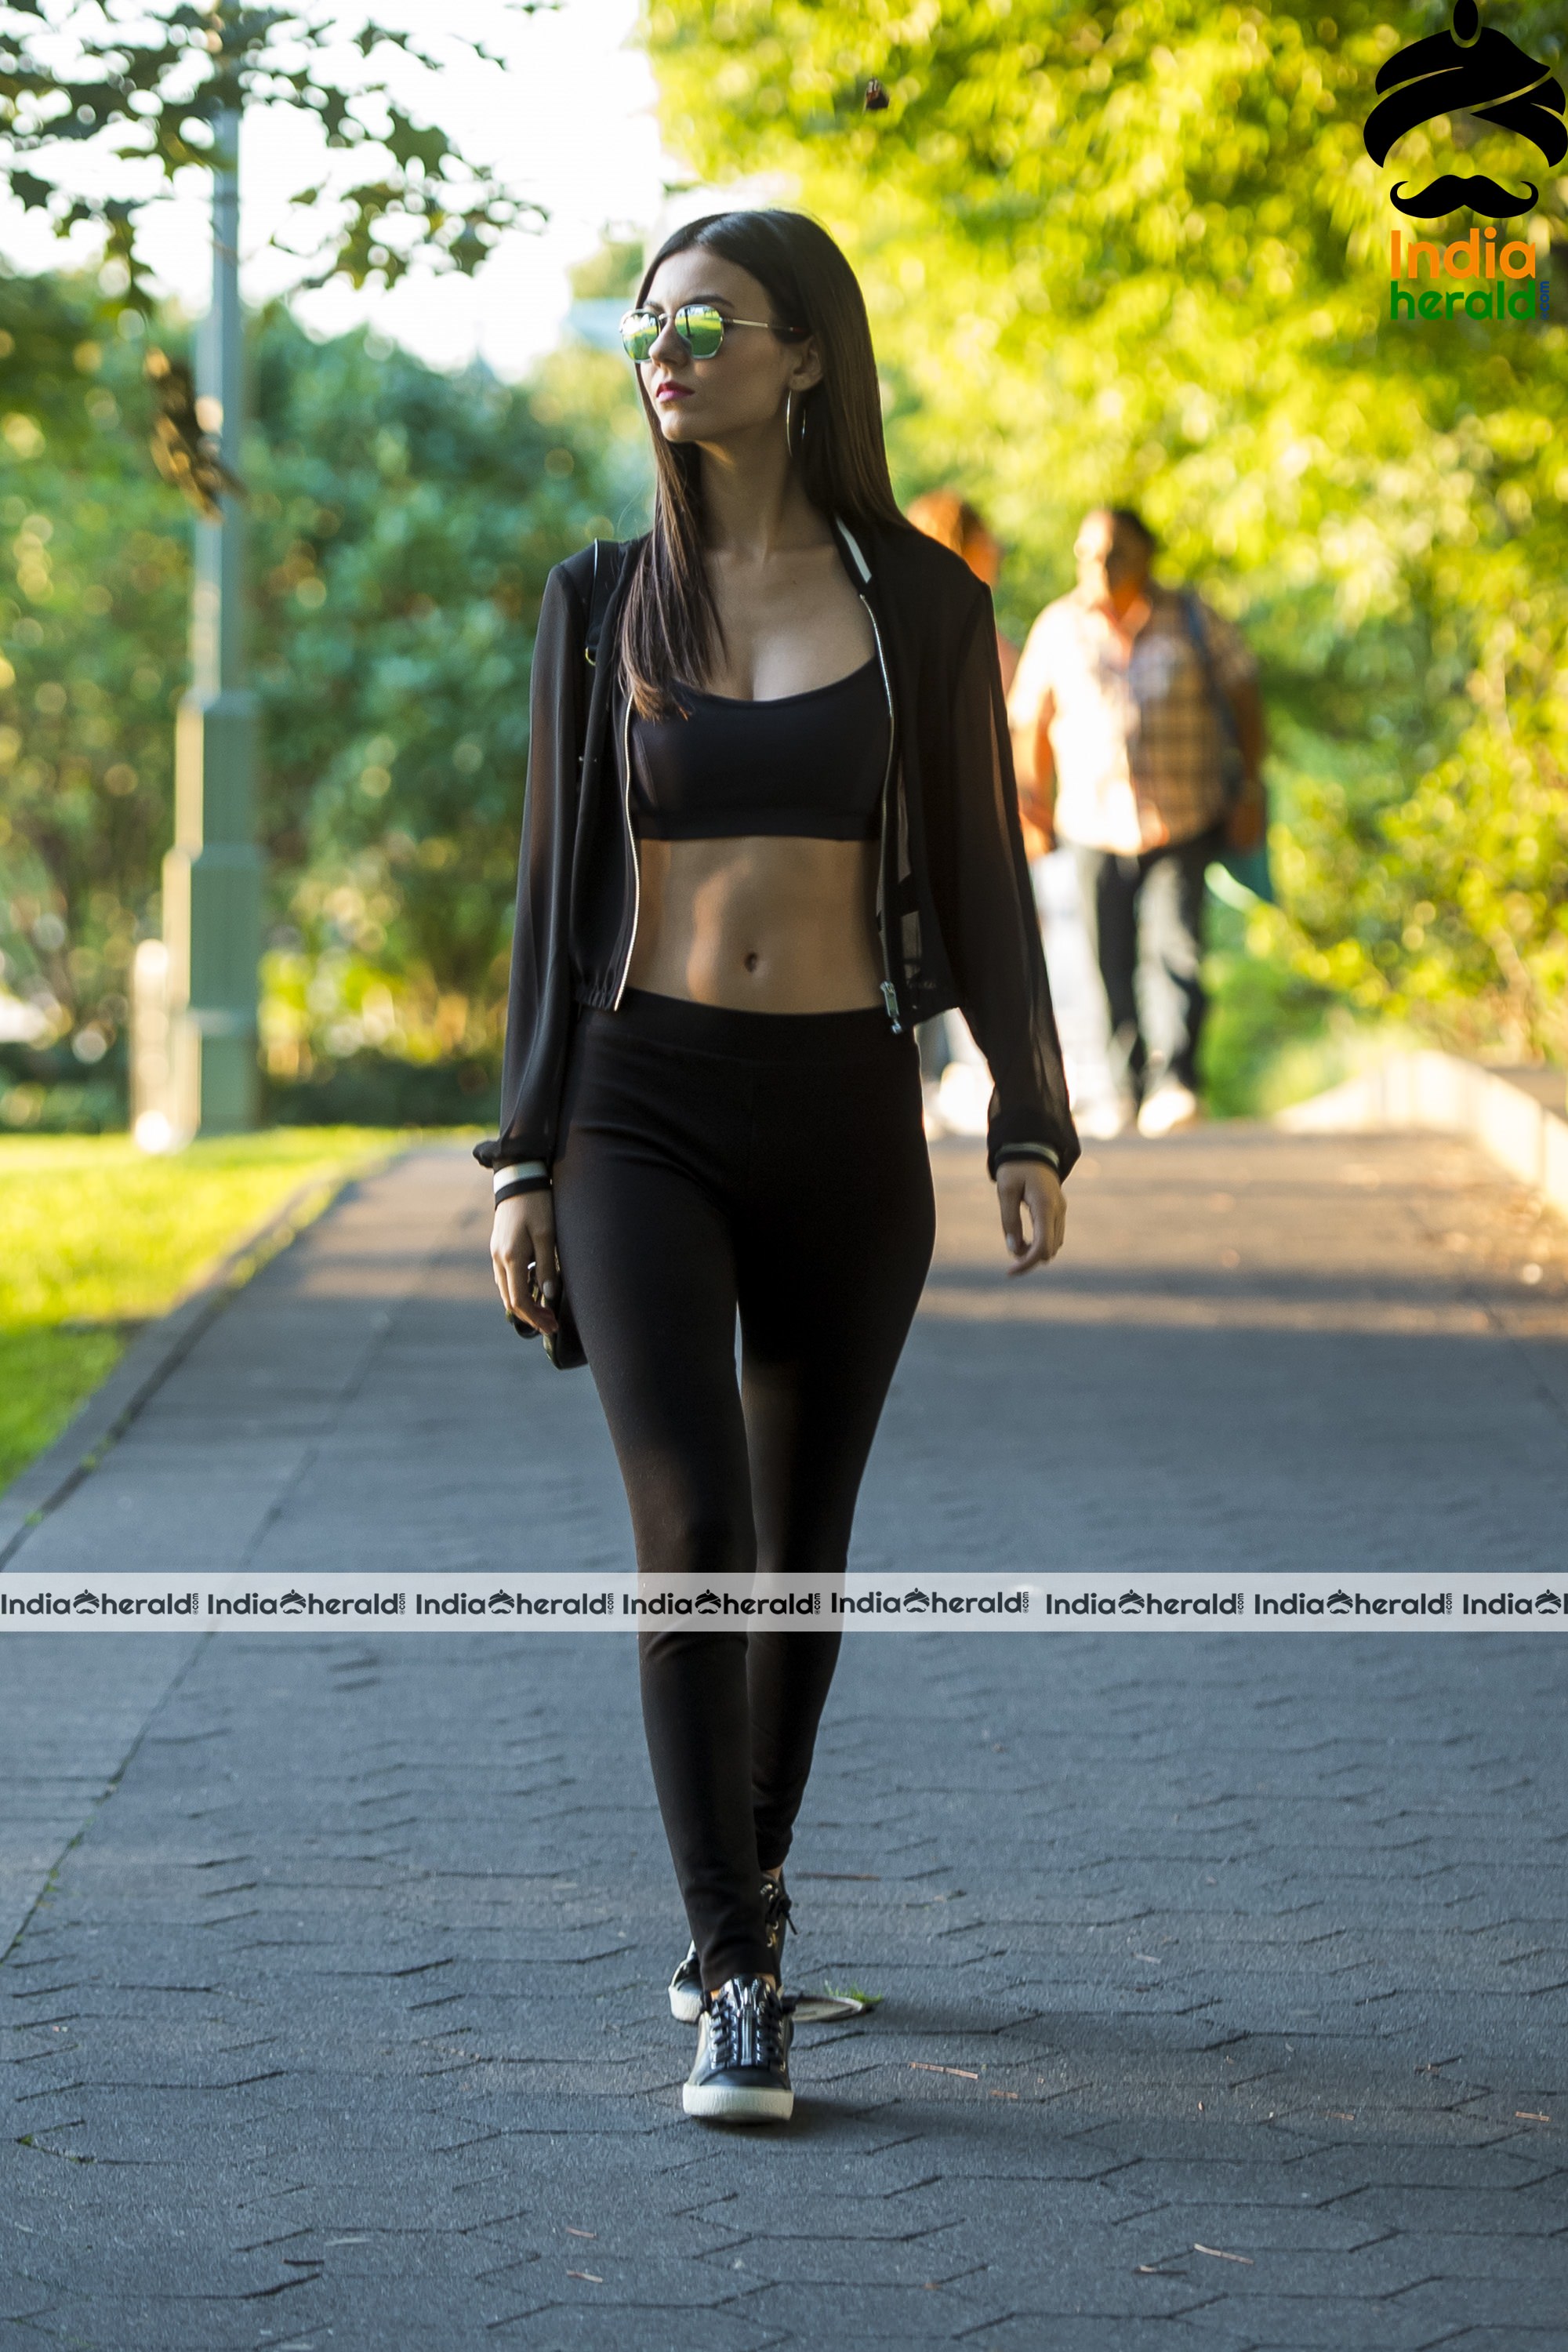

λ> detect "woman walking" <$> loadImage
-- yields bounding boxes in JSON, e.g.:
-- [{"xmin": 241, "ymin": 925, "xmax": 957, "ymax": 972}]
[{"xmin": 481, "ymin": 210, "xmax": 1078, "ymax": 2125}]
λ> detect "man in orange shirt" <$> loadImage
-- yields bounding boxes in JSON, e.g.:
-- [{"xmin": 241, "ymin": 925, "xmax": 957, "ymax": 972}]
[{"xmin": 1007, "ymin": 508, "xmax": 1265, "ymax": 1138}]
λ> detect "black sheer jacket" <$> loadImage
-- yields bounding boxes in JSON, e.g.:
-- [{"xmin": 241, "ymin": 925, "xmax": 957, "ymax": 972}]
[{"xmin": 474, "ymin": 517, "xmax": 1080, "ymax": 1185}]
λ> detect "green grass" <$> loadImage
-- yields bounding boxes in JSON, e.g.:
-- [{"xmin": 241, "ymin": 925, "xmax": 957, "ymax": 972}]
[
  {"xmin": 0, "ymin": 1127, "xmax": 411, "ymax": 1494},
  {"xmin": 821, "ymin": 1982, "xmax": 884, "ymax": 2009}
]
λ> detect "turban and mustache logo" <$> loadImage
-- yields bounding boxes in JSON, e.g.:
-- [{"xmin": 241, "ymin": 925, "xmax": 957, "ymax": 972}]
[{"xmin": 1363, "ymin": 0, "xmax": 1566, "ymax": 217}]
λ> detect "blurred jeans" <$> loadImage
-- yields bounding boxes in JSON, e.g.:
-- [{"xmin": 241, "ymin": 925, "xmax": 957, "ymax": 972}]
[{"xmin": 1070, "ymin": 823, "xmax": 1222, "ymax": 1102}]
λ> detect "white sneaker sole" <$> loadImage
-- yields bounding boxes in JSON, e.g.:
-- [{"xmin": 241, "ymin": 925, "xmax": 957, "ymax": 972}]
[
  {"xmin": 682, "ymin": 2079, "xmax": 794, "ymax": 2123},
  {"xmin": 669, "ymin": 1982, "xmax": 703, "ymax": 2024},
  {"xmin": 1137, "ymin": 1091, "xmax": 1202, "ymax": 1138}
]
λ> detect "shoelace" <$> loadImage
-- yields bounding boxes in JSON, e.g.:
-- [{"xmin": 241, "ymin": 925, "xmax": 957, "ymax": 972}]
[
  {"xmin": 762, "ymin": 1878, "xmax": 793, "ymax": 1952},
  {"xmin": 707, "ymin": 1977, "xmax": 786, "ymax": 2073}
]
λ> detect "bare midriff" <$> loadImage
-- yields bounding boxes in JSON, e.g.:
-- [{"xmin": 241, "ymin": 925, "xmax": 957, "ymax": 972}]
[{"xmin": 626, "ymin": 835, "xmax": 884, "ymax": 1013}]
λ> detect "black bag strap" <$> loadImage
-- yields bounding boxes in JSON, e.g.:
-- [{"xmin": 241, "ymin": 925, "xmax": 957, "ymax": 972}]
[
  {"xmin": 1179, "ymin": 589, "xmax": 1243, "ymax": 800},
  {"xmin": 1178, "ymin": 590, "xmax": 1227, "ymax": 727},
  {"xmin": 583, "ymin": 539, "xmax": 623, "ymax": 670},
  {"xmin": 571, "ymin": 541, "xmax": 627, "ymax": 789}
]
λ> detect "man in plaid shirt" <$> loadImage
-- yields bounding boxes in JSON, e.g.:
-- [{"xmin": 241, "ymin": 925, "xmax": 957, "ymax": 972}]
[{"xmin": 1008, "ymin": 508, "xmax": 1265, "ymax": 1137}]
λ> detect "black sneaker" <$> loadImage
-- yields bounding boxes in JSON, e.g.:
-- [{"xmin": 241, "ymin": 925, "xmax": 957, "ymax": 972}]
[
  {"xmin": 682, "ymin": 1976, "xmax": 793, "ymax": 2122},
  {"xmin": 669, "ymin": 1875, "xmax": 793, "ymax": 2024},
  {"xmin": 668, "ymin": 1940, "xmax": 703, "ymax": 2024}
]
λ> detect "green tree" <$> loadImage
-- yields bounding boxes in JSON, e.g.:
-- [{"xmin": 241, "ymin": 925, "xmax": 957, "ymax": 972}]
[
  {"xmin": 0, "ymin": 267, "xmax": 650, "ymax": 1123},
  {"xmin": 0, "ymin": 273, "xmax": 187, "ymax": 1112},
  {"xmin": 647, "ymin": 0, "xmax": 1568, "ymax": 1067},
  {"xmin": 248, "ymin": 306, "xmax": 650, "ymax": 1083},
  {"xmin": 2, "ymin": 1, "xmax": 557, "ymax": 1133},
  {"xmin": 0, "ymin": 0, "xmax": 537, "ymax": 309}
]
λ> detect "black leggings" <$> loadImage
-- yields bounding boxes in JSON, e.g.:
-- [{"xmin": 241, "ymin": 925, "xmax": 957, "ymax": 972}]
[{"xmin": 552, "ymin": 988, "xmax": 935, "ymax": 1988}]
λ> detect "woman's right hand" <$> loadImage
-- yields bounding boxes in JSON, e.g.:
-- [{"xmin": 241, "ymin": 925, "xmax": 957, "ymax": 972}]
[{"xmin": 490, "ymin": 1189, "xmax": 561, "ymax": 1336}]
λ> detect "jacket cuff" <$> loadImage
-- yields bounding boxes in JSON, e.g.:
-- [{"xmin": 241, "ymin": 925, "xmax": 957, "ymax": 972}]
[
  {"xmin": 992, "ymin": 1141, "xmax": 1061, "ymax": 1180},
  {"xmin": 493, "ymin": 1161, "xmax": 549, "ymax": 1191},
  {"xmin": 492, "ymin": 1163, "xmax": 550, "ymax": 1207},
  {"xmin": 473, "ymin": 1138, "xmax": 546, "ymax": 1174}
]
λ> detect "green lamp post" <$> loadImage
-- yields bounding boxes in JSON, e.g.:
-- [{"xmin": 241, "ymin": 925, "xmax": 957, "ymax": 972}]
[{"xmin": 160, "ymin": 109, "xmax": 261, "ymax": 1137}]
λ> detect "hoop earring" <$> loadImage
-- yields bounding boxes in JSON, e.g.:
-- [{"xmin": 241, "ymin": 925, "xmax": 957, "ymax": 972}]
[{"xmin": 784, "ymin": 389, "xmax": 794, "ymax": 456}]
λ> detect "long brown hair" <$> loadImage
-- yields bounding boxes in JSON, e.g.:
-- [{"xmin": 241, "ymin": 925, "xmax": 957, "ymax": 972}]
[{"xmin": 619, "ymin": 209, "xmax": 906, "ymax": 718}]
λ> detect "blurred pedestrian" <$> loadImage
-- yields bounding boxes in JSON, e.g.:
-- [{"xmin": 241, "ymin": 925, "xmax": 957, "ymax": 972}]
[
  {"xmin": 906, "ymin": 490, "xmax": 1018, "ymax": 684},
  {"xmin": 1007, "ymin": 508, "xmax": 1265, "ymax": 1137}
]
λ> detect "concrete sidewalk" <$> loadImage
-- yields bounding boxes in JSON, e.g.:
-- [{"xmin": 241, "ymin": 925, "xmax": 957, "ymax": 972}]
[{"xmin": 3, "ymin": 1131, "xmax": 1568, "ymax": 2350}]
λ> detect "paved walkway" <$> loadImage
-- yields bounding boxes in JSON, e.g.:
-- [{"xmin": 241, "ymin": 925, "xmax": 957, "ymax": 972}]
[{"xmin": 3, "ymin": 1127, "xmax": 1568, "ymax": 2351}]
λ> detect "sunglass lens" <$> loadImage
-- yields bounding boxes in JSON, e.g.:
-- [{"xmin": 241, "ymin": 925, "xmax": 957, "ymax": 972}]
[
  {"xmin": 676, "ymin": 304, "xmax": 726, "ymax": 359},
  {"xmin": 619, "ymin": 309, "xmax": 659, "ymax": 362}
]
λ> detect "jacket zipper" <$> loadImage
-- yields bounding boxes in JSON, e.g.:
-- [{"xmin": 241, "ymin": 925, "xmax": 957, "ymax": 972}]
[
  {"xmin": 859, "ymin": 590, "xmax": 902, "ymax": 1033},
  {"xmin": 611, "ymin": 690, "xmax": 639, "ymax": 1009}
]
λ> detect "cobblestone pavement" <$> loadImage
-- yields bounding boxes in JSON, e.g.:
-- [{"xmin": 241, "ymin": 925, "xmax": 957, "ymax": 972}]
[{"xmin": 3, "ymin": 1129, "xmax": 1567, "ymax": 2352}]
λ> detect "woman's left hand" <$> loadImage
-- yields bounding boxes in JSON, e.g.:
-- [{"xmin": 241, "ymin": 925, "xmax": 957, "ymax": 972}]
[{"xmin": 997, "ymin": 1161, "xmax": 1065, "ymax": 1273}]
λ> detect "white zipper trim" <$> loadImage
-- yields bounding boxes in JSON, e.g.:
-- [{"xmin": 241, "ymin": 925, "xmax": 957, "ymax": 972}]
[
  {"xmin": 858, "ymin": 590, "xmax": 902, "ymax": 1033},
  {"xmin": 611, "ymin": 690, "xmax": 640, "ymax": 1009},
  {"xmin": 837, "ymin": 521, "xmax": 872, "ymax": 583}
]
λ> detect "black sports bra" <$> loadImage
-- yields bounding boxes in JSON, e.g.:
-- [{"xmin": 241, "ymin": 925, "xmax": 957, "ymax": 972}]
[{"xmin": 629, "ymin": 657, "xmax": 888, "ymax": 842}]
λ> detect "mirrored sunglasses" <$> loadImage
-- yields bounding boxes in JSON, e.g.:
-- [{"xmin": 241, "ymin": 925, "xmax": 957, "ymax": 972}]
[{"xmin": 619, "ymin": 303, "xmax": 805, "ymax": 364}]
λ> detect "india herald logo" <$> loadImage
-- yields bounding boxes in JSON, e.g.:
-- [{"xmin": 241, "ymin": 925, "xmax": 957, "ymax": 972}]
[{"xmin": 1364, "ymin": 0, "xmax": 1566, "ymax": 218}]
